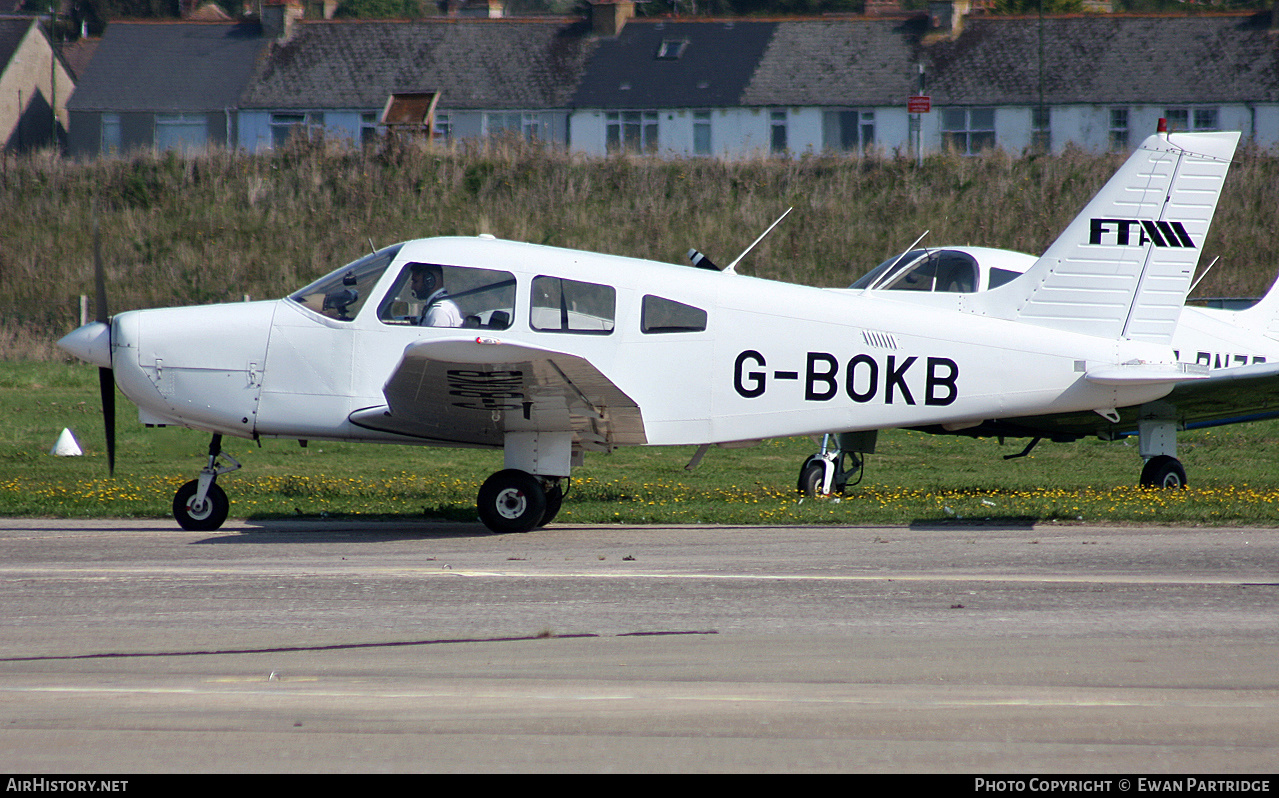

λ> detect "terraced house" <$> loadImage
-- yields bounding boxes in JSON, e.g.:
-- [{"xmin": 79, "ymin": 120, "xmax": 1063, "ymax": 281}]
[{"xmin": 63, "ymin": 0, "xmax": 1279, "ymax": 159}]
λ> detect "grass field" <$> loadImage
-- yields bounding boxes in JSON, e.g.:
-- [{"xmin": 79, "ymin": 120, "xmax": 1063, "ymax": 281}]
[
  {"xmin": 5, "ymin": 139, "xmax": 1279, "ymax": 359},
  {"xmin": 5, "ymin": 362, "xmax": 1279, "ymax": 528}
]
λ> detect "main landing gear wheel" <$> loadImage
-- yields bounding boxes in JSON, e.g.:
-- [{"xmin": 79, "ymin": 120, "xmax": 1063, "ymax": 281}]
[
  {"xmin": 539, "ymin": 481, "xmax": 564, "ymax": 527},
  {"xmin": 1140, "ymin": 455, "xmax": 1187, "ymax": 489},
  {"xmin": 477, "ymin": 469, "xmax": 547, "ymax": 534},
  {"xmin": 173, "ymin": 480, "xmax": 230, "ymax": 531}
]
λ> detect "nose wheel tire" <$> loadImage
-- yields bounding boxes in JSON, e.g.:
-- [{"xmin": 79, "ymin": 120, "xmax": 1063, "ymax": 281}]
[
  {"xmin": 173, "ymin": 480, "xmax": 230, "ymax": 531},
  {"xmin": 477, "ymin": 469, "xmax": 547, "ymax": 534}
]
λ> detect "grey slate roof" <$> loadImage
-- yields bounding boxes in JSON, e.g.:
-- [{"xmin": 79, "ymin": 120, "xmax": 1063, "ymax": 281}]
[
  {"xmin": 742, "ymin": 18, "xmax": 925, "ymax": 107},
  {"xmin": 0, "ymin": 17, "xmax": 36, "ymax": 70},
  {"xmin": 67, "ymin": 21, "xmax": 269, "ymax": 112},
  {"xmin": 925, "ymin": 13, "xmax": 1279, "ymax": 106},
  {"xmin": 570, "ymin": 19, "xmax": 777, "ymax": 109},
  {"xmin": 241, "ymin": 19, "xmax": 595, "ymax": 110}
]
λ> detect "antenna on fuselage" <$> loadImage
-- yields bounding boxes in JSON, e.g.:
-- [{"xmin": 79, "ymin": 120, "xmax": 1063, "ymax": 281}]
[
  {"xmin": 864, "ymin": 230, "xmax": 930, "ymax": 292},
  {"xmin": 724, "ymin": 207, "xmax": 793, "ymax": 274}
]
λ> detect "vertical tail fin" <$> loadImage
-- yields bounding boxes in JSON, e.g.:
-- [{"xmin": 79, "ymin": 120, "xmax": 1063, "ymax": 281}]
[{"xmin": 972, "ymin": 130, "xmax": 1239, "ymax": 344}]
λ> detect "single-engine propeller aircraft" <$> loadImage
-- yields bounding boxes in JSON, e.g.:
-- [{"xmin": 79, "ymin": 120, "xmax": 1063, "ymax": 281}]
[
  {"xmin": 59, "ymin": 127, "xmax": 1237, "ymax": 533},
  {"xmin": 799, "ymin": 128, "xmax": 1277, "ymax": 497}
]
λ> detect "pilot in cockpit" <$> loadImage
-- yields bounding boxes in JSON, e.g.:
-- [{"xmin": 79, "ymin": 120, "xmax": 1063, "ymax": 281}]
[{"xmin": 409, "ymin": 263, "xmax": 464, "ymax": 327}]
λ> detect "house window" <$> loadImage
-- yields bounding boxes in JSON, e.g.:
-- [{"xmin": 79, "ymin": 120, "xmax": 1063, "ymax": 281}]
[
  {"xmin": 485, "ymin": 111, "xmax": 541, "ymax": 141},
  {"xmin": 940, "ymin": 107, "xmax": 995, "ymax": 155},
  {"xmin": 101, "ymin": 114, "xmax": 121, "ymax": 155},
  {"xmin": 270, "ymin": 112, "xmax": 321, "ymax": 147},
  {"xmin": 1109, "ymin": 108, "xmax": 1129, "ymax": 151},
  {"xmin": 1166, "ymin": 107, "xmax": 1218, "ymax": 132},
  {"xmin": 606, "ymin": 111, "xmax": 658, "ymax": 154},
  {"xmin": 770, "ymin": 110, "xmax": 788, "ymax": 154},
  {"xmin": 361, "ymin": 112, "xmax": 380, "ymax": 145},
  {"xmin": 822, "ymin": 109, "xmax": 875, "ymax": 153},
  {"xmin": 693, "ymin": 110, "xmax": 711, "ymax": 156},
  {"xmin": 433, "ymin": 112, "xmax": 452, "ymax": 143},
  {"xmin": 155, "ymin": 113, "xmax": 207, "ymax": 153},
  {"xmin": 1032, "ymin": 106, "xmax": 1050, "ymax": 152}
]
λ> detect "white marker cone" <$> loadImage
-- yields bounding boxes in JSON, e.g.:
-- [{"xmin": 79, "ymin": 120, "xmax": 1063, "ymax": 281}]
[{"xmin": 51, "ymin": 428, "xmax": 83, "ymax": 457}]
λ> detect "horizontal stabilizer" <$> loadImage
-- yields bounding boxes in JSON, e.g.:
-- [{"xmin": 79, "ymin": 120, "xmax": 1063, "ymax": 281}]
[{"xmin": 1084, "ymin": 361, "xmax": 1209, "ymax": 386}]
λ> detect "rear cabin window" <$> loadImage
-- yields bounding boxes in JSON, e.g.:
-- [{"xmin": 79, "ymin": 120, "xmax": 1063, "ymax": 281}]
[
  {"xmin": 641, "ymin": 295, "xmax": 707, "ymax": 333},
  {"xmin": 378, "ymin": 263, "xmax": 515, "ymax": 329},
  {"xmin": 530, "ymin": 276, "xmax": 616, "ymax": 334}
]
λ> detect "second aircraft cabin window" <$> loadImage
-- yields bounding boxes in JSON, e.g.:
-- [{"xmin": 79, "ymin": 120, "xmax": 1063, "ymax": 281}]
[
  {"xmin": 641, "ymin": 295, "xmax": 707, "ymax": 334},
  {"xmin": 378, "ymin": 263, "xmax": 515, "ymax": 329},
  {"xmin": 530, "ymin": 276, "xmax": 616, "ymax": 334}
]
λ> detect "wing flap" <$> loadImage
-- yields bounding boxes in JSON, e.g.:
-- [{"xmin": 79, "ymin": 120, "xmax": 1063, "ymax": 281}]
[{"xmin": 349, "ymin": 337, "xmax": 646, "ymax": 449}]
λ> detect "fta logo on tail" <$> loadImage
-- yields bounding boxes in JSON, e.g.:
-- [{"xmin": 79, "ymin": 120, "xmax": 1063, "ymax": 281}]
[{"xmin": 1089, "ymin": 218, "xmax": 1196, "ymax": 248}]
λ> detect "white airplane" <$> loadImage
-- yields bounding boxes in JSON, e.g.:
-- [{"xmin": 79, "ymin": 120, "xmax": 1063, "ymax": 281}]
[
  {"xmin": 801, "ymin": 135, "xmax": 1279, "ymax": 496},
  {"xmin": 59, "ymin": 127, "xmax": 1238, "ymax": 533}
]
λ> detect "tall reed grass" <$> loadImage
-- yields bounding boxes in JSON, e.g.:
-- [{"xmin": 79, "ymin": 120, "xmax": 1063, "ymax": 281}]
[{"xmin": 5, "ymin": 136, "xmax": 1278, "ymax": 359}]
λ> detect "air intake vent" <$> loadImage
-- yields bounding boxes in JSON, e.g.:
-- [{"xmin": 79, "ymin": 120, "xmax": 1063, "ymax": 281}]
[{"xmin": 862, "ymin": 330, "xmax": 898, "ymax": 349}]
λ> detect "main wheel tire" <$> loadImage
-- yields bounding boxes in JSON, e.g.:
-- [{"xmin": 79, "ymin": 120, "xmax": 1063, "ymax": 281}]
[
  {"xmin": 797, "ymin": 461, "xmax": 827, "ymax": 497},
  {"xmin": 538, "ymin": 482, "xmax": 564, "ymax": 527},
  {"xmin": 1140, "ymin": 455, "xmax": 1187, "ymax": 489},
  {"xmin": 477, "ymin": 469, "xmax": 547, "ymax": 533},
  {"xmin": 173, "ymin": 479, "xmax": 230, "ymax": 531}
]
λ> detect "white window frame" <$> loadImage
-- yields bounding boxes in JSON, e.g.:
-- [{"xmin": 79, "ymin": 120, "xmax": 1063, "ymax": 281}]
[
  {"xmin": 822, "ymin": 108, "xmax": 875, "ymax": 153},
  {"xmin": 940, "ymin": 107, "xmax": 995, "ymax": 155},
  {"xmin": 770, "ymin": 109, "xmax": 788, "ymax": 154},
  {"xmin": 693, "ymin": 110, "xmax": 711, "ymax": 156},
  {"xmin": 605, "ymin": 110, "xmax": 658, "ymax": 154},
  {"xmin": 270, "ymin": 112, "xmax": 322, "ymax": 148},
  {"xmin": 1165, "ymin": 106, "xmax": 1219, "ymax": 133},
  {"xmin": 1109, "ymin": 107, "xmax": 1129, "ymax": 152},
  {"xmin": 155, "ymin": 113, "xmax": 207, "ymax": 153}
]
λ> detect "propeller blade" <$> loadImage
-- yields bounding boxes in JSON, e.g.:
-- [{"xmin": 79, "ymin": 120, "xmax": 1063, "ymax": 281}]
[
  {"xmin": 99, "ymin": 366, "xmax": 115, "ymax": 477},
  {"xmin": 92, "ymin": 200, "xmax": 115, "ymax": 477}
]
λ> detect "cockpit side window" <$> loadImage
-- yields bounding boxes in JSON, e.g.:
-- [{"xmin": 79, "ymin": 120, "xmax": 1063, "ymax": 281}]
[
  {"xmin": 289, "ymin": 244, "xmax": 403, "ymax": 322},
  {"xmin": 377, "ymin": 263, "xmax": 516, "ymax": 329},
  {"xmin": 530, "ymin": 276, "xmax": 615, "ymax": 334}
]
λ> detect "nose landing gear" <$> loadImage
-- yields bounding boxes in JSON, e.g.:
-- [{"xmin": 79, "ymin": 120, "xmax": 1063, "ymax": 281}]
[{"xmin": 173, "ymin": 434, "xmax": 241, "ymax": 531}]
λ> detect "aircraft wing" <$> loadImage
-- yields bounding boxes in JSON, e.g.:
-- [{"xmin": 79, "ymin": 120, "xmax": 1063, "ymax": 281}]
[
  {"xmin": 913, "ymin": 361, "xmax": 1279, "ymax": 442},
  {"xmin": 349, "ymin": 337, "xmax": 646, "ymax": 450}
]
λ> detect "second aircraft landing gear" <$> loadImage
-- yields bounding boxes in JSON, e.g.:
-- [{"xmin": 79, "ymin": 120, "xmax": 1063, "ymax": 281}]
[{"xmin": 173, "ymin": 434, "xmax": 241, "ymax": 531}]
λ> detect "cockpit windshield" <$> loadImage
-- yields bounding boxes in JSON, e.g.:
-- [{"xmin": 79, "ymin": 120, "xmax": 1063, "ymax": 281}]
[{"xmin": 289, "ymin": 244, "xmax": 404, "ymax": 321}]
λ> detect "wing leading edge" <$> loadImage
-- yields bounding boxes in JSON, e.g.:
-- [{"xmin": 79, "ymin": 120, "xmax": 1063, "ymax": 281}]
[{"xmin": 349, "ymin": 337, "xmax": 646, "ymax": 451}]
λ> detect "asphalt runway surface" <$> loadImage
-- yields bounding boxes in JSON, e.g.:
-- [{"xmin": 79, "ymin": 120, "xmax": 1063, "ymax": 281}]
[{"xmin": 1, "ymin": 517, "xmax": 1278, "ymax": 774}]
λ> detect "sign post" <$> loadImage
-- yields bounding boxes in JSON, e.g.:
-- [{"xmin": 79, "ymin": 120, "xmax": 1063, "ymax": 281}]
[{"xmin": 909, "ymin": 64, "xmax": 930, "ymax": 167}]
